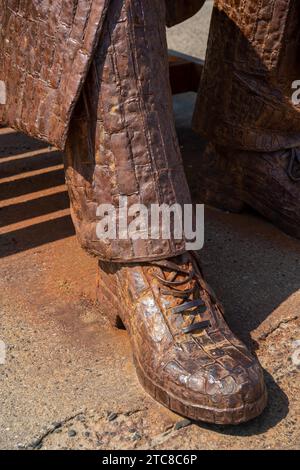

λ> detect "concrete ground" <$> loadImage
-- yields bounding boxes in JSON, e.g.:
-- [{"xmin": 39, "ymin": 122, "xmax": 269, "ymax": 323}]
[
  {"xmin": 0, "ymin": 1, "xmax": 299, "ymax": 450},
  {"xmin": 167, "ymin": 0, "xmax": 213, "ymax": 59}
]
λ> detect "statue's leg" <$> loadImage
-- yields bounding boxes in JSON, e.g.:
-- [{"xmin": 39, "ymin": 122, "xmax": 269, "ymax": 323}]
[
  {"xmin": 65, "ymin": 0, "xmax": 191, "ymax": 262},
  {"xmin": 193, "ymin": 0, "xmax": 300, "ymax": 238},
  {"xmin": 65, "ymin": 0, "xmax": 267, "ymax": 425}
]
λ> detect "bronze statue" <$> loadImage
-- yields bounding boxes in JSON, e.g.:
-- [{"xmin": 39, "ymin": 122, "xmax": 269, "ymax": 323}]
[{"xmin": 3, "ymin": 0, "xmax": 297, "ymax": 425}]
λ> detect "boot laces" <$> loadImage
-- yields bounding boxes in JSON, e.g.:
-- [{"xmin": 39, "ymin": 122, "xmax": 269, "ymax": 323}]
[{"xmin": 150, "ymin": 258, "xmax": 211, "ymax": 334}]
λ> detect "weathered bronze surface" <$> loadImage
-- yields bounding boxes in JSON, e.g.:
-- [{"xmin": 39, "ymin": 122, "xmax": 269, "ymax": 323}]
[
  {"xmin": 194, "ymin": 0, "xmax": 300, "ymax": 152},
  {"xmin": 97, "ymin": 251, "xmax": 267, "ymax": 424},
  {"xmin": 0, "ymin": 0, "xmax": 203, "ymax": 148},
  {"xmin": 196, "ymin": 143, "xmax": 300, "ymax": 240},
  {"xmin": 0, "ymin": 0, "xmax": 109, "ymax": 148},
  {"xmin": 64, "ymin": 0, "xmax": 192, "ymax": 262},
  {"xmin": 193, "ymin": 0, "xmax": 300, "ymax": 239}
]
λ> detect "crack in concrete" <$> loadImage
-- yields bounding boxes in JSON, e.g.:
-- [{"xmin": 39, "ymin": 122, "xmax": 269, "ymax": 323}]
[
  {"xmin": 137, "ymin": 421, "xmax": 193, "ymax": 450},
  {"xmin": 26, "ymin": 411, "xmax": 85, "ymax": 450},
  {"xmin": 25, "ymin": 406, "xmax": 149, "ymax": 450},
  {"xmin": 122, "ymin": 406, "xmax": 148, "ymax": 417}
]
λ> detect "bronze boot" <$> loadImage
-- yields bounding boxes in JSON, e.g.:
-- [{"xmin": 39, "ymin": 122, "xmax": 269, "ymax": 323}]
[
  {"xmin": 97, "ymin": 252, "xmax": 267, "ymax": 424},
  {"xmin": 197, "ymin": 143, "xmax": 300, "ymax": 239}
]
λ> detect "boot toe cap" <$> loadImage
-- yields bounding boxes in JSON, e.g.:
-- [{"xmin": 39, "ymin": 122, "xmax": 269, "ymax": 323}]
[{"xmin": 162, "ymin": 352, "xmax": 267, "ymax": 424}]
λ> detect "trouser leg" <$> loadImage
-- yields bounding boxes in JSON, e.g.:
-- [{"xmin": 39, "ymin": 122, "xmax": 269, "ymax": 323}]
[
  {"xmin": 64, "ymin": 0, "xmax": 191, "ymax": 262},
  {"xmin": 193, "ymin": 0, "xmax": 300, "ymax": 152},
  {"xmin": 192, "ymin": 0, "xmax": 300, "ymax": 240}
]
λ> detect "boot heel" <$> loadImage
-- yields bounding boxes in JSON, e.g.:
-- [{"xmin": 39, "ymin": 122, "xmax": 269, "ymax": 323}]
[{"xmin": 96, "ymin": 265, "xmax": 125, "ymax": 329}]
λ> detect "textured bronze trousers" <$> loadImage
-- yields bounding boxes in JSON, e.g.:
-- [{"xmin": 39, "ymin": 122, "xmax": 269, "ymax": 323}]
[
  {"xmin": 65, "ymin": 0, "xmax": 191, "ymax": 263},
  {"xmin": 193, "ymin": 0, "xmax": 300, "ymax": 152}
]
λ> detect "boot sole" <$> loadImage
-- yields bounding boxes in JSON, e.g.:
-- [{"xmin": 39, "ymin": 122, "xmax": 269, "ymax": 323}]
[{"xmin": 134, "ymin": 354, "xmax": 268, "ymax": 425}]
